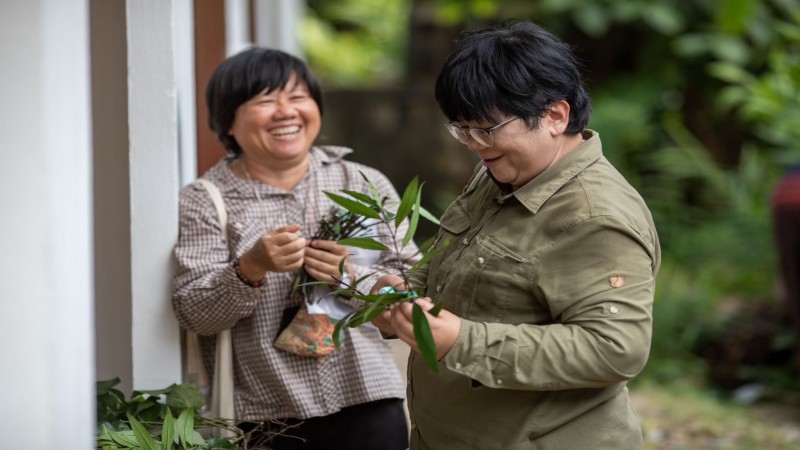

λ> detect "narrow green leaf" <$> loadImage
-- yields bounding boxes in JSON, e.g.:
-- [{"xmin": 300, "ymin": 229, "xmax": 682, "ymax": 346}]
[
  {"xmin": 161, "ymin": 408, "xmax": 175, "ymax": 450},
  {"xmin": 352, "ymin": 292, "xmax": 408, "ymax": 303},
  {"xmin": 416, "ymin": 205, "xmax": 440, "ymax": 225},
  {"xmin": 341, "ymin": 189, "xmax": 379, "ymax": 207},
  {"xmin": 337, "ymin": 256, "xmax": 347, "ymax": 277},
  {"xmin": 175, "ymin": 407, "xmax": 195, "ymax": 448},
  {"xmin": 402, "ymin": 185, "xmax": 423, "ymax": 247},
  {"xmin": 394, "ymin": 176, "xmax": 419, "ymax": 228},
  {"xmin": 338, "ymin": 237, "xmax": 389, "ymax": 251},
  {"xmin": 359, "ymin": 171, "xmax": 384, "ymax": 207},
  {"xmin": 109, "ymin": 430, "xmax": 139, "ymax": 448},
  {"xmin": 412, "ymin": 304, "xmax": 439, "ymax": 373},
  {"xmin": 324, "ymin": 192, "xmax": 381, "ymax": 219},
  {"xmin": 127, "ymin": 414, "xmax": 158, "ymax": 450},
  {"xmin": 410, "ymin": 248, "xmax": 439, "ymax": 273}
]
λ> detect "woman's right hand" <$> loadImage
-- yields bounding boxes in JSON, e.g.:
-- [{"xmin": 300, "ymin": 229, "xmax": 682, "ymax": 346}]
[
  {"xmin": 369, "ymin": 274, "xmax": 409, "ymax": 335},
  {"xmin": 238, "ymin": 224, "xmax": 306, "ymax": 280}
]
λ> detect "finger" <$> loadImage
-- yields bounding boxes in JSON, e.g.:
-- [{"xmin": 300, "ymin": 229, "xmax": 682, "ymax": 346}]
[
  {"xmin": 268, "ymin": 237, "xmax": 307, "ymax": 256},
  {"xmin": 272, "ymin": 249, "xmax": 305, "ymax": 272},
  {"xmin": 272, "ymin": 224, "xmax": 301, "ymax": 234},
  {"xmin": 303, "ymin": 246, "xmax": 342, "ymax": 263},
  {"xmin": 268, "ymin": 231, "xmax": 304, "ymax": 247},
  {"xmin": 309, "ymin": 239, "xmax": 349, "ymax": 255}
]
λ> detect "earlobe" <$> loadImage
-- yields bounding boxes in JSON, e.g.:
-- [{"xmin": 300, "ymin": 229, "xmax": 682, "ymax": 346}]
[{"xmin": 546, "ymin": 100, "xmax": 571, "ymax": 136}]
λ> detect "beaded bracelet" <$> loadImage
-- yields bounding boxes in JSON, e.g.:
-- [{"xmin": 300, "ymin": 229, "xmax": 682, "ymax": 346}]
[{"xmin": 232, "ymin": 258, "xmax": 267, "ymax": 288}]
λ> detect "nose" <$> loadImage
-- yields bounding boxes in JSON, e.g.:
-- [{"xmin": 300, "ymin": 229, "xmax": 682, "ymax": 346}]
[
  {"xmin": 466, "ymin": 136, "xmax": 488, "ymax": 152},
  {"xmin": 273, "ymin": 99, "xmax": 296, "ymax": 118}
]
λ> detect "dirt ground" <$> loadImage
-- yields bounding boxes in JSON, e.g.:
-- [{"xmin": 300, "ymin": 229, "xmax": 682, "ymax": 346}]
[{"xmin": 632, "ymin": 384, "xmax": 800, "ymax": 450}]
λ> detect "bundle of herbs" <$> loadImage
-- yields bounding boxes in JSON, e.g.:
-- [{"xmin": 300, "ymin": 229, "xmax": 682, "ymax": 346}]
[{"xmin": 294, "ymin": 173, "xmax": 444, "ymax": 372}]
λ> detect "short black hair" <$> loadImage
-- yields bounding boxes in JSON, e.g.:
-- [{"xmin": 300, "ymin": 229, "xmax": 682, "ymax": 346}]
[
  {"xmin": 206, "ymin": 47, "xmax": 324, "ymax": 156},
  {"xmin": 435, "ymin": 21, "xmax": 591, "ymax": 133}
]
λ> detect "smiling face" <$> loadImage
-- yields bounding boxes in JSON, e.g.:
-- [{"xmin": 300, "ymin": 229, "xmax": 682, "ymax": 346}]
[{"xmin": 228, "ymin": 73, "xmax": 321, "ymax": 171}]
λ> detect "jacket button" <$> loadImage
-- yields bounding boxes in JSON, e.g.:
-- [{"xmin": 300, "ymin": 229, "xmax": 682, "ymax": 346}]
[
  {"xmin": 477, "ymin": 256, "xmax": 485, "ymax": 264},
  {"xmin": 462, "ymin": 238, "xmax": 469, "ymax": 245}
]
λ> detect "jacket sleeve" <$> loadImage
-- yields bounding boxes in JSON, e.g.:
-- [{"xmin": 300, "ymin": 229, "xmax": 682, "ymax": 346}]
[
  {"xmin": 442, "ymin": 215, "xmax": 658, "ymax": 390},
  {"xmin": 172, "ymin": 184, "xmax": 261, "ymax": 336}
]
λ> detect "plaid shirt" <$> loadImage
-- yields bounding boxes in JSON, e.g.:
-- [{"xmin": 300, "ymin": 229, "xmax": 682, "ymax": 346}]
[{"xmin": 173, "ymin": 146, "xmax": 415, "ymax": 421}]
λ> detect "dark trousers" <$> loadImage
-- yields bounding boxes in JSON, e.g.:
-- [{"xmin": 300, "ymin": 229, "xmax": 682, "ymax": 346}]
[
  {"xmin": 240, "ymin": 398, "xmax": 408, "ymax": 450},
  {"xmin": 774, "ymin": 206, "xmax": 800, "ymax": 373}
]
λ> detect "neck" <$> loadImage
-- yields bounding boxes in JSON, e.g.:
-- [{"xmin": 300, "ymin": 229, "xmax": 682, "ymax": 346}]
[{"xmin": 237, "ymin": 154, "xmax": 310, "ymax": 191}]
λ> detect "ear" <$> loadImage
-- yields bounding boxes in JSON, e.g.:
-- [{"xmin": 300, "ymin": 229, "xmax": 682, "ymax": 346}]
[{"xmin": 543, "ymin": 100, "xmax": 571, "ymax": 136}]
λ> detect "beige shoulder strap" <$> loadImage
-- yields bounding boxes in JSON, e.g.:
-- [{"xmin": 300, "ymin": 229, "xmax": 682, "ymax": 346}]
[{"xmin": 187, "ymin": 178, "xmax": 236, "ymax": 426}]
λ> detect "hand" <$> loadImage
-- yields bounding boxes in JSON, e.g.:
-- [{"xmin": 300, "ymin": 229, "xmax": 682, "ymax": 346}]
[
  {"xmin": 239, "ymin": 224, "xmax": 306, "ymax": 279},
  {"xmin": 391, "ymin": 297, "xmax": 461, "ymax": 360},
  {"xmin": 366, "ymin": 275, "xmax": 407, "ymax": 335},
  {"xmin": 303, "ymin": 239, "xmax": 353, "ymax": 284}
]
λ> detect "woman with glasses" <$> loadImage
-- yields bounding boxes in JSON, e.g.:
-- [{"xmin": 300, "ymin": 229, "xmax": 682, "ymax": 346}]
[{"xmin": 373, "ymin": 21, "xmax": 660, "ymax": 450}]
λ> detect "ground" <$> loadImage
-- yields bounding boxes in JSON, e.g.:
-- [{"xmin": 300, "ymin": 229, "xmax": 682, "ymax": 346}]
[{"xmin": 632, "ymin": 383, "xmax": 800, "ymax": 450}]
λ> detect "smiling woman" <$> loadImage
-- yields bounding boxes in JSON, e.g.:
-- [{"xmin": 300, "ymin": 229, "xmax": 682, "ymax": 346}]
[
  {"xmin": 173, "ymin": 47, "xmax": 417, "ymax": 450},
  {"xmin": 370, "ymin": 21, "xmax": 661, "ymax": 450}
]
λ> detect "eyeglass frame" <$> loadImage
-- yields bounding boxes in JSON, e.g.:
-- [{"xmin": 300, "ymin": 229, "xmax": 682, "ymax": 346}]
[{"xmin": 444, "ymin": 116, "xmax": 520, "ymax": 148}]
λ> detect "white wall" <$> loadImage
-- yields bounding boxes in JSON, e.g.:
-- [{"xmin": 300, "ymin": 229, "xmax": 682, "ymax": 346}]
[{"xmin": 0, "ymin": 0, "xmax": 95, "ymax": 447}]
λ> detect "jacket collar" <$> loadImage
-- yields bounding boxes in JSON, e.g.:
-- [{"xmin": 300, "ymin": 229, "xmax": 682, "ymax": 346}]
[{"xmin": 497, "ymin": 130, "xmax": 602, "ymax": 214}]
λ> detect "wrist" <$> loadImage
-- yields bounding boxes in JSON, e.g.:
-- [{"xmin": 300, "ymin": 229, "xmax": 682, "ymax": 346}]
[{"xmin": 232, "ymin": 257, "xmax": 267, "ymax": 288}]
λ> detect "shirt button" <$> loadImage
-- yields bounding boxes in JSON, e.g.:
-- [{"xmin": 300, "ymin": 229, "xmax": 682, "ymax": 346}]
[
  {"xmin": 477, "ymin": 256, "xmax": 485, "ymax": 264},
  {"xmin": 462, "ymin": 238, "xmax": 469, "ymax": 245},
  {"xmin": 436, "ymin": 285, "xmax": 442, "ymax": 292},
  {"xmin": 609, "ymin": 306, "xmax": 620, "ymax": 314},
  {"xmin": 233, "ymin": 222, "xmax": 243, "ymax": 230}
]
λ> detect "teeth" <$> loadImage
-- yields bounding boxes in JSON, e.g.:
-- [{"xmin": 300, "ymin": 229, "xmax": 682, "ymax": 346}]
[{"xmin": 270, "ymin": 125, "xmax": 301, "ymax": 136}]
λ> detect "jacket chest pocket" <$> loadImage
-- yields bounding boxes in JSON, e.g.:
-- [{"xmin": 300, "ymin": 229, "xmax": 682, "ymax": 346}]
[{"xmin": 465, "ymin": 235, "xmax": 529, "ymax": 321}]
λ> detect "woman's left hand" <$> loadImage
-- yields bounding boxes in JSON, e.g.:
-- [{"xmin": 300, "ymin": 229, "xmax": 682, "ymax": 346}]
[
  {"xmin": 303, "ymin": 239, "xmax": 353, "ymax": 284},
  {"xmin": 391, "ymin": 297, "xmax": 461, "ymax": 360}
]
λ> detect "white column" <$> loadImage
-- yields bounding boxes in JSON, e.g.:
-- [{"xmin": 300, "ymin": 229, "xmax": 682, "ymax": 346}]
[
  {"xmin": 175, "ymin": 0, "xmax": 198, "ymax": 187},
  {"xmin": 225, "ymin": 0, "xmax": 253, "ymax": 56},
  {"xmin": 0, "ymin": 0, "xmax": 94, "ymax": 448},
  {"xmin": 254, "ymin": 0, "xmax": 305, "ymax": 56},
  {"xmin": 127, "ymin": 0, "xmax": 183, "ymax": 389}
]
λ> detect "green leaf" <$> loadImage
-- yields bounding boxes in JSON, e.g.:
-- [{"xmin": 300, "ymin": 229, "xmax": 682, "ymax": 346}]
[
  {"xmin": 324, "ymin": 192, "xmax": 381, "ymax": 219},
  {"xmin": 166, "ymin": 384, "xmax": 205, "ymax": 411},
  {"xmin": 352, "ymin": 292, "xmax": 408, "ymax": 303},
  {"xmin": 359, "ymin": 171, "xmax": 384, "ymax": 207},
  {"xmin": 413, "ymin": 304, "xmax": 439, "ymax": 373},
  {"xmin": 205, "ymin": 437, "xmax": 237, "ymax": 449},
  {"xmin": 416, "ymin": 205, "xmax": 440, "ymax": 225},
  {"xmin": 97, "ymin": 377, "xmax": 122, "ymax": 396},
  {"xmin": 410, "ymin": 247, "xmax": 439, "ymax": 274},
  {"xmin": 338, "ymin": 237, "xmax": 389, "ymax": 251},
  {"xmin": 337, "ymin": 256, "xmax": 347, "ymax": 277},
  {"xmin": 402, "ymin": 184, "xmax": 423, "ymax": 247},
  {"xmin": 109, "ymin": 429, "xmax": 140, "ymax": 448},
  {"xmin": 394, "ymin": 176, "xmax": 419, "ymax": 228},
  {"xmin": 191, "ymin": 430, "xmax": 206, "ymax": 446},
  {"xmin": 340, "ymin": 189, "xmax": 379, "ymax": 207},
  {"xmin": 161, "ymin": 408, "xmax": 175, "ymax": 450},
  {"xmin": 175, "ymin": 407, "xmax": 195, "ymax": 448},
  {"xmin": 127, "ymin": 414, "xmax": 158, "ymax": 450}
]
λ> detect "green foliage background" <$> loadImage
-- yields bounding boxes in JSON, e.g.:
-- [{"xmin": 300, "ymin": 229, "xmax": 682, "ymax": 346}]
[{"xmin": 301, "ymin": 0, "xmax": 800, "ymax": 391}]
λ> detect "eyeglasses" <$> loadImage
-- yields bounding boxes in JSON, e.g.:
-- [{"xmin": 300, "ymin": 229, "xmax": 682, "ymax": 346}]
[{"xmin": 445, "ymin": 116, "xmax": 519, "ymax": 148}]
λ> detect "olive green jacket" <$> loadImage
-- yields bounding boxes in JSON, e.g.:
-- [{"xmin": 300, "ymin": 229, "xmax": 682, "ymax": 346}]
[{"xmin": 408, "ymin": 131, "xmax": 660, "ymax": 450}]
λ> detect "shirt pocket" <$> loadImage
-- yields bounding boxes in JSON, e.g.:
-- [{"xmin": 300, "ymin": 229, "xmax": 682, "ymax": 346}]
[{"xmin": 468, "ymin": 235, "xmax": 529, "ymax": 321}]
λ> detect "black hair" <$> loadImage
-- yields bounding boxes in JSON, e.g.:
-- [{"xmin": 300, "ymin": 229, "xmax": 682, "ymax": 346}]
[
  {"xmin": 205, "ymin": 47, "xmax": 324, "ymax": 156},
  {"xmin": 434, "ymin": 21, "xmax": 591, "ymax": 133}
]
